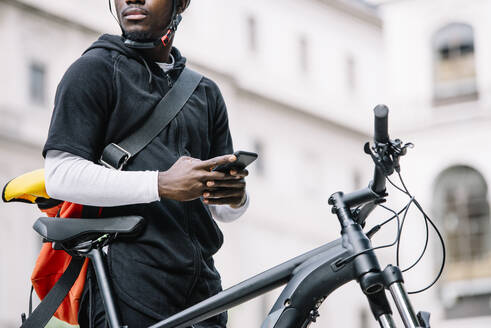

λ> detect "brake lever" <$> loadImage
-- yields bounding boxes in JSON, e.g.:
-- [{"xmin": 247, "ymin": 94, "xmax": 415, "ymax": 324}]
[
  {"xmin": 364, "ymin": 142, "xmax": 393, "ymax": 176},
  {"xmin": 389, "ymin": 139, "xmax": 414, "ymax": 173},
  {"xmin": 364, "ymin": 139, "xmax": 414, "ymax": 175}
]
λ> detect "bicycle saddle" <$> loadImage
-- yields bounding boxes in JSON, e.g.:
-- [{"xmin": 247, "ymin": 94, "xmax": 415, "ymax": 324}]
[{"xmin": 33, "ymin": 216, "xmax": 144, "ymax": 244}]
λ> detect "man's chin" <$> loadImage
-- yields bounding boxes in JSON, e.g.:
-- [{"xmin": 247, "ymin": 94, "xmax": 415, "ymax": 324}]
[{"xmin": 123, "ymin": 30, "xmax": 156, "ymax": 42}]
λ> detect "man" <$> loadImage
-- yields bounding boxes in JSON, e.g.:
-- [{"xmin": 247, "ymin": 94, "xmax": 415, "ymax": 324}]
[{"xmin": 43, "ymin": 0, "xmax": 249, "ymax": 326}]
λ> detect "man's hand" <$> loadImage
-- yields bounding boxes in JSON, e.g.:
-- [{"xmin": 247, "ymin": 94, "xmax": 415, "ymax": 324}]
[
  {"xmin": 158, "ymin": 154, "xmax": 248, "ymax": 206},
  {"xmin": 203, "ymin": 166, "xmax": 248, "ymax": 208}
]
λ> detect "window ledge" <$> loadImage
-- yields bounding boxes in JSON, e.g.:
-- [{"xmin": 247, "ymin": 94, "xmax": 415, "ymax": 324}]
[
  {"xmin": 433, "ymin": 91, "xmax": 479, "ymax": 107},
  {"xmin": 441, "ymin": 277, "xmax": 491, "ymax": 307}
]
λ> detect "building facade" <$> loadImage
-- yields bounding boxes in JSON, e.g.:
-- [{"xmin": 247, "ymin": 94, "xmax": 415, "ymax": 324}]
[
  {"xmin": 0, "ymin": 1, "xmax": 106, "ymax": 327},
  {"xmin": 377, "ymin": 1, "xmax": 491, "ymax": 327},
  {"xmin": 0, "ymin": 0, "xmax": 489, "ymax": 327}
]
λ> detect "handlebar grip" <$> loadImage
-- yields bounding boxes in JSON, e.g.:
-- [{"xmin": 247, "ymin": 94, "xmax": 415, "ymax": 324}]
[{"xmin": 374, "ymin": 105, "xmax": 389, "ymax": 144}]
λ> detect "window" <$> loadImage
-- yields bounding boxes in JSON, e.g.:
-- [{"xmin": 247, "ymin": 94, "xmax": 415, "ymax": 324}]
[
  {"xmin": 260, "ymin": 295, "xmax": 270, "ymax": 320},
  {"xmin": 247, "ymin": 15, "xmax": 257, "ymax": 52},
  {"xmin": 359, "ymin": 307, "xmax": 369, "ymax": 328},
  {"xmin": 435, "ymin": 166, "xmax": 490, "ymax": 266},
  {"xmin": 253, "ymin": 139, "xmax": 264, "ymax": 176},
  {"xmin": 433, "ymin": 166, "xmax": 491, "ymax": 318},
  {"xmin": 298, "ymin": 150, "xmax": 322, "ymax": 197},
  {"xmin": 352, "ymin": 169, "xmax": 362, "ymax": 190},
  {"xmin": 346, "ymin": 55, "xmax": 356, "ymax": 92},
  {"xmin": 29, "ymin": 62, "xmax": 46, "ymax": 105},
  {"xmin": 433, "ymin": 23, "xmax": 478, "ymax": 104},
  {"xmin": 299, "ymin": 36, "xmax": 309, "ymax": 73}
]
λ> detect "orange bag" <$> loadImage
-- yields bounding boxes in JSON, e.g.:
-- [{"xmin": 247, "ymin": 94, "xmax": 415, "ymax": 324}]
[
  {"xmin": 2, "ymin": 170, "xmax": 97, "ymax": 326},
  {"xmin": 32, "ymin": 202, "xmax": 92, "ymax": 326}
]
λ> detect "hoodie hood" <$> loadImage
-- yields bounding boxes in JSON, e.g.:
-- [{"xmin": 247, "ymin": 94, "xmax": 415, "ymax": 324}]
[{"xmin": 83, "ymin": 34, "xmax": 186, "ymax": 87}]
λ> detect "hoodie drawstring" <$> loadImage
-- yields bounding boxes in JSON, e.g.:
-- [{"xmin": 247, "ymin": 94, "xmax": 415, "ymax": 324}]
[{"xmin": 137, "ymin": 54, "xmax": 154, "ymax": 91}]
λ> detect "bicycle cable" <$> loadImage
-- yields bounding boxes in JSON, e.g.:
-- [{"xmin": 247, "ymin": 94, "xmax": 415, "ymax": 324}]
[
  {"xmin": 336, "ymin": 204, "xmax": 402, "ymax": 267},
  {"xmin": 336, "ymin": 170, "xmax": 446, "ymax": 295},
  {"xmin": 386, "ymin": 177, "xmax": 430, "ymax": 273},
  {"xmin": 383, "ymin": 171, "xmax": 446, "ymax": 294},
  {"xmin": 368, "ymin": 197, "xmax": 413, "ymax": 235}
]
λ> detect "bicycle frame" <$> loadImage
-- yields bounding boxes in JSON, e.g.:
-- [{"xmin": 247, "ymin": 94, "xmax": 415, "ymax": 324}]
[
  {"xmin": 146, "ymin": 191, "xmax": 427, "ymax": 328},
  {"xmin": 148, "ymin": 238, "xmax": 353, "ymax": 328},
  {"xmin": 28, "ymin": 105, "xmax": 432, "ymax": 328},
  {"xmin": 86, "ymin": 205, "xmax": 427, "ymax": 328},
  {"xmin": 133, "ymin": 106, "xmax": 429, "ymax": 327}
]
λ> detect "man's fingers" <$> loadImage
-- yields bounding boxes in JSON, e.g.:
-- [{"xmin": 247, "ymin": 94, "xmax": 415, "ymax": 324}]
[
  {"xmin": 206, "ymin": 169, "xmax": 248, "ymax": 182},
  {"xmin": 203, "ymin": 189, "xmax": 244, "ymax": 199},
  {"xmin": 198, "ymin": 154, "xmax": 236, "ymax": 170},
  {"xmin": 202, "ymin": 172, "xmax": 241, "ymax": 181},
  {"xmin": 229, "ymin": 169, "xmax": 248, "ymax": 178},
  {"xmin": 205, "ymin": 179, "xmax": 245, "ymax": 188},
  {"xmin": 203, "ymin": 196, "xmax": 244, "ymax": 205},
  {"xmin": 203, "ymin": 170, "xmax": 227, "ymax": 180}
]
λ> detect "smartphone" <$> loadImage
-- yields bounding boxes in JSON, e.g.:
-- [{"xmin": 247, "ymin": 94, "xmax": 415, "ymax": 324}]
[{"xmin": 212, "ymin": 150, "xmax": 258, "ymax": 173}]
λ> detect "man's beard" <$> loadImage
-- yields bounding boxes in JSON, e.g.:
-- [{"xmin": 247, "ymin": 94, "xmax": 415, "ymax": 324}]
[{"xmin": 123, "ymin": 30, "xmax": 156, "ymax": 42}]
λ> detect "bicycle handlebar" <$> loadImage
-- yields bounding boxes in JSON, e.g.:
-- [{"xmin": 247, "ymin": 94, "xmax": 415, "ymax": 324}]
[
  {"xmin": 371, "ymin": 105, "xmax": 389, "ymax": 195},
  {"xmin": 374, "ymin": 104, "xmax": 389, "ymax": 144},
  {"xmin": 342, "ymin": 105, "xmax": 391, "ymax": 208}
]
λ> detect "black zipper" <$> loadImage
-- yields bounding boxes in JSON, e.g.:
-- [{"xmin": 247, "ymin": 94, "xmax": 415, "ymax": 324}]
[
  {"xmin": 176, "ymin": 113, "xmax": 189, "ymax": 157},
  {"xmin": 174, "ymin": 118, "xmax": 182, "ymax": 158},
  {"xmin": 184, "ymin": 202, "xmax": 202, "ymax": 306}
]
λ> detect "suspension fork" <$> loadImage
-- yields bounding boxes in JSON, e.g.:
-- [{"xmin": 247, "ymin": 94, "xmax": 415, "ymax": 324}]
[
  {"xmin": 365, "ymin": 289, "xmax": 396, "ymax": 328},
  {"xmin": 362, "ymin": 265, "xmax": 431, "ymax": 328},
  {"xmin": 383, "ymin": 265, "xmax": 430, "ymax": 328}
]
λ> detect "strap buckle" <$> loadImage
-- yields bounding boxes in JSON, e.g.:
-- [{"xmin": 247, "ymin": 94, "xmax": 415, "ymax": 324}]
[{"xmin": 99, "ymin": 143, "xmax": 131, "ymax": 170}]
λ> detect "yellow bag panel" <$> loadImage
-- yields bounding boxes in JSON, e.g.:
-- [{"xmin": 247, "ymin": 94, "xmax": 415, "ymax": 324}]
[{"xmin": 2, "ymin": 169, "xmax": 50, "ymax": 204}]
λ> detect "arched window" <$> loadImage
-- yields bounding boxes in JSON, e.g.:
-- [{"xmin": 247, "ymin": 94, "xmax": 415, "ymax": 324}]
[
  {"xmin": 346, "ymin": 55, "xmax": 356, "ymax": 93},
  {"xmin": 433, "ymin": 166, "xmax": 491, "ymax": 318},
  {"xmin": 433, "ymin": 23, "xmax": 478, "ymax": 104}
]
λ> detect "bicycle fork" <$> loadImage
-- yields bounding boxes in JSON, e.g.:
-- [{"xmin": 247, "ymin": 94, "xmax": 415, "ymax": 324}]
[
  {"xmin": 329, "ymin": 192, "xmax": 431, "ymax": 328},
  {"xmin": 363, "ymin": 265, "xmax": 430, "ymax": 328}
]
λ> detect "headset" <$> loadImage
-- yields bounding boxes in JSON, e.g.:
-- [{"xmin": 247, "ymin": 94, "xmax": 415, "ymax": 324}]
[{"xmin": 108, "ymin": 0, "xmax": 189, "ymax": 49}]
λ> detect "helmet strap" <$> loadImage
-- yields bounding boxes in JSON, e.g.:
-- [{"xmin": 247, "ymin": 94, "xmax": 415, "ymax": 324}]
[
  {"xmin": 119, "ymin": 0, "xmax": 180, "ymax": 49},
  {"xmin": 108, "ymin": 0, "xmax": 123, "ymax": 31}
]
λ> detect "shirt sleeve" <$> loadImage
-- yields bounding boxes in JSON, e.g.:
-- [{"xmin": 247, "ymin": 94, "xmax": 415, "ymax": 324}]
[
  {"xmin": 208, "ymin": 193, "xmax": 250, "ymax": 223},
  {"xmin": 43, "ymin": 53, "xmax": 114, "ymax": 162},
  {"xmin": 45, "ymin": 150, "xmax": 159, "ymax": 207}
]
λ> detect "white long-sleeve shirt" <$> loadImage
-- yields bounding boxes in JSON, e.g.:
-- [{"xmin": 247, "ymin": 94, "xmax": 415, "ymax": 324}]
[{"xmin": 44, "ymin": 150, "xmax": 249, "ymax": 223}]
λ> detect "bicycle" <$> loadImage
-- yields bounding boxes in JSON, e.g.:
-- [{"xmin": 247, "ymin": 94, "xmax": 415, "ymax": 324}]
[{"xmin": 30, "ymin": 105, "xmax": 443, "ymax": 327}]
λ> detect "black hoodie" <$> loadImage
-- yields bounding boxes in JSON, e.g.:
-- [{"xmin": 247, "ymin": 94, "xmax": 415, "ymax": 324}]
[{"xmin": 43, "ymin": 34, "xmax": 233, "ymax": 319}]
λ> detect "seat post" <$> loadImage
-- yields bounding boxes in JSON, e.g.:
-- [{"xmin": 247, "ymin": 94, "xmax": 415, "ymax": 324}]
[{"xmin": 87, "ymin": 248, "xmax": 125, "ymax": 328}]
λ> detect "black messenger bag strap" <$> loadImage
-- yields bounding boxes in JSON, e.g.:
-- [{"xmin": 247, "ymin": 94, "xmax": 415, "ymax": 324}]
[
  {"xmin": 99, "ymin": 67, "xmax": 203, "ymax": 170},
  {"xmin": 21, "ymin": 256, "xmax": 85, "ymax": 328}
]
